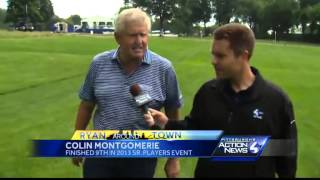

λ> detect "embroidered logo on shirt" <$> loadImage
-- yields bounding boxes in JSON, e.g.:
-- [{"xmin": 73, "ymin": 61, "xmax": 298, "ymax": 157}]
[
  {"xmin": 253, "ymin": 109, "xmax": 264, "ymax": 120},
  {"xmin": 290, "ymin": 120, "xmax": 296, "ymax": 125}
]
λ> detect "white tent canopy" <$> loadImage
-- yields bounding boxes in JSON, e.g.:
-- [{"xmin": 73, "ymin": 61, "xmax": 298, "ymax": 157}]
[{"xmin": 81, "ymin": 16, "xmax": 115, "ymax": 30}]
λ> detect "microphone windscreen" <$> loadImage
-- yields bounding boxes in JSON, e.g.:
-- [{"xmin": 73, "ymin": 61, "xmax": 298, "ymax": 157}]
[{"xmin": 130, "ymin": 84, "xmax": 142, "ymax": 97}]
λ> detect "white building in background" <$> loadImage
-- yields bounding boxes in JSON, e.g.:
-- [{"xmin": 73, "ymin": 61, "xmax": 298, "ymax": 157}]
[
  {"xmin": 54, "ymin": 22, "xmax": 68, "ymax": 33},
  {"xmin": 81, "ymin": 16, "xmax": 115, "ymax": 31}
]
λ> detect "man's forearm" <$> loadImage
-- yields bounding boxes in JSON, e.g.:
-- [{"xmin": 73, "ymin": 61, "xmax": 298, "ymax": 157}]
[
  {"xmin": 165, "ymin": 107, "xmax": 181, "ymax": 177},
  {"xmin": 165, "ymin": 107, "xmax": 180, "ymax": 121},
  {"xmin": 75, "ymin": 101, "xmax": 95, "ymax": 130}
]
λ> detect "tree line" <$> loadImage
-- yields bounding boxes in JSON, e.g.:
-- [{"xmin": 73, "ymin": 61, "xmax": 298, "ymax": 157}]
[
  {"xmin": 1, "ymin": 0, "xmax": 320, "ymax": 42},
  {"xmin": 1, "ymin": 0, "xmax": 81, "ymax": 31},
  {"xmin": 127, "ymin": 0, "xmax": 320, "ymax": 40},
  {"xmin": 4, "ymin": 0, "xmax": 55, "ymax": 30}
]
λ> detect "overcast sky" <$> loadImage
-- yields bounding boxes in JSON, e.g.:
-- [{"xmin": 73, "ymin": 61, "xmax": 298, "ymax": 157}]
[{"xmin": 0, "ymin": 0, "xmax": 124, "ymax": 18}]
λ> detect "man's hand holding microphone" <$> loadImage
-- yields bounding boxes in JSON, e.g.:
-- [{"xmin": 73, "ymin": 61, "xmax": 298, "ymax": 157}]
[
  {"xmin": 144, "ymin": 108, "xmax": 169, "ymax": 129},
  {"xmin": 129, "ymin": 84, "xmax": 169, "ymax": 129}
]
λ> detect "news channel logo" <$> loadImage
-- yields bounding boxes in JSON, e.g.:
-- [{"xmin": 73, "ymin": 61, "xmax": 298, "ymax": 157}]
[{"xmin": 211, "ymin": 136, "xmax": 270, "ymax": 161}]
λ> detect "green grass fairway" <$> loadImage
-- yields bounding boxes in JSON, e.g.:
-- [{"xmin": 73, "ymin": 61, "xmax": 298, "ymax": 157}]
[{"xmin": 0, "ymin": 31, "xmax": 319, "ymax": 177}]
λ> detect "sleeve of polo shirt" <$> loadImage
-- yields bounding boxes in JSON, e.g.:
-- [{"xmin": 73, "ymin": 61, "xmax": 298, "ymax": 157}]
[
  {"xmin": 276, "ymin": 96, "xmax": 297, "ymax": 178},
  {"xmin": 78, "ymin": 60, "xmax": 97, "ymax": 102},
  {"xmin": 164, "ymin": 66, "xmax": 183, "ymax": 109}
]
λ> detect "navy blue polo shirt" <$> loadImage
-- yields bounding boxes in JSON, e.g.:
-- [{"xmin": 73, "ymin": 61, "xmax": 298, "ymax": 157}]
[{"xmin": 79, "ymin": 49, "xmax": 183, "ymax": 130}]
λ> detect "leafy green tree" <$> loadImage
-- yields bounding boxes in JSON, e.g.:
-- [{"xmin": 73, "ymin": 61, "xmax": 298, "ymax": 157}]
[
  {"xmin": 5, "ymin": 0, "xmax": 54, "ymax": 30},
  {"xmin": 131, "ymin": 0, "xmax": 178, "ymax": 36},
  {"xmin": 66, "ymin": 15, "xmax": 81, "ymax": 25},
  {"xmin": 211, "ymin": 0, "xmax": 237, "ymax": 25},
  {"xmin": 0, "ymin": 8, "xmax": 9, "ymax": 29},
  {"xmin": 234, "ymin": 0, "xmax": 268, "ymax": 35},
  {"xmin": 262, "ymin": 0, "xmax": 300, "ymax": 37},
  {"xmin": 166, "ymin": 0, "xmax": 194, "ymax": 35},
  {"xmin": 118, "ymin": 0, "xmax": 133, "ymax": 14},
  {"xmin": 309, "ymin": 3, "xmax": 320, "ymax": 34},
  {"xmin": 188, "ymin": 0, "xmax": 212, "ymax": 35},
  {"xmin": 299, "ymin": 0, "xmax": 320, "ymax": 34}
]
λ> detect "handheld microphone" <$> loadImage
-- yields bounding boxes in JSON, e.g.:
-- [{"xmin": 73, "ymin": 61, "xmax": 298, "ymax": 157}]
[
  {"xmin": 130, "ymin": 84, "xmax": 162, "ymax": 130},
  {"xmin": 129, "ymin": 84, "xmax": 152, "ymax": 114}
]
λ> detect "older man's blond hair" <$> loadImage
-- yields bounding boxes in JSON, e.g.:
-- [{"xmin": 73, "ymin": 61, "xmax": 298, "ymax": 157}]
[{"xmin": 115, "ymin": 8, "xmax": 151, "ymax": 34}]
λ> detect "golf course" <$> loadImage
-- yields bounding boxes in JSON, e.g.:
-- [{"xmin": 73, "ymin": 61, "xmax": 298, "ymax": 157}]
[{"xmin": 0, "ymin": 31, "xmax": 319, "ymax": 177}]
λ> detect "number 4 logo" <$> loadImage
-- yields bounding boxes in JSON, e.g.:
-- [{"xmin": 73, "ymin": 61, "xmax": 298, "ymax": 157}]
[{"xmin": 249, "ymin": 142, "xmax": 259, "ymax": 154}]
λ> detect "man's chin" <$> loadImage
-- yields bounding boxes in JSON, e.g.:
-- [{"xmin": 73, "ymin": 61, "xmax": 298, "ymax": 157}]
[
  {"xmin": 215, "ymin": 72, "xmax": 223, "ymax": 79},
  {"xmin": 130, "ymin": 55, "xmax": 144, "ymax": 61},
  {"xmin": 130, "ymin": 52, "xmax": 145, "ymax": 59}
]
